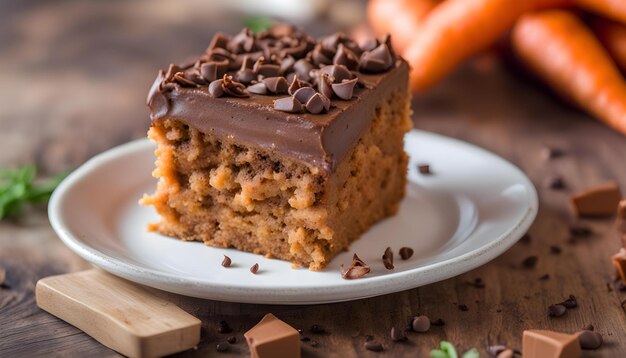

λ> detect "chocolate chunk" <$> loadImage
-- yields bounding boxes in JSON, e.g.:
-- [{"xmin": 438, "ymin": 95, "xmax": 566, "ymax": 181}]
[
  {"xmin": 364, "ymin": 341, "xmax": 384, "ymax": 352},
  {"xmin": 578, "ymin": 330, "xmax": 603, "ymax": 350},
  {"xmin": 310, "ymin": 324, "xmax": 326, "ymax": 334},
  {"xmin": 318, "ymin": 73, "xmax": 334, "ymax": 99},
  {"xmin": 247, "ymin": 82, "xmax": 268, "ymax": 95},
  {"xmin": 244, "ymin": 314, "xmax": 300, "ymax": 358},
  {"xmin": 411, "ymin": 315, "xmax": 430, "ymax": 332},
  {"xmin": 209, "ymin": 79, "xmax": 225, "ymax": 98},
  {"xmin": 293, "ymin": 87, "xmax": 317, "ymax": 104},
  {"xmin": 612, "ymin": 248, "xmax": 626, "ymax": 283},
  {"xmin": 321, "ymin": 33, "xmax": 343, "ymax": 51},
  {"xmin": 250, "ymin": 263, "xmax": 259, "ymax": 274},
  {"xmin": 399, "ymin": 247, "xmax": 414, "ymax": 260},
  {"xmin": 305, "ymin": 93, "xmax": 327, "ymax": 114},
  {"xmin": 547, "ymin": 177, "xmax": 565, "ymax": 190},
  {"xmin": 331, "ymin": 78, "xmax": 358, "ymax": 100},
  {"xmin": 221, "ymin": 75, "xmax": 248, "ymax": 97},
  {"xmin": 359, "ymin": 44, "xmax": 393, "ymax": 73},
  {"xmin": 333, "ymin": 44, "xmax": 359, "ymax": 70},
  {"xmin": 208, "ymin": 47, "xmax": 234, "ymax": 63},
  {"xmin": 559, "ymin": 295, "xmax": 577, "ymax": 308},
  {"xmin": 523, "ymin": 330, "xmax": 581, "ymax": 358},
  {"xmin": 390, "ymin": 327, "xmax": 407, "ymax": 342},
  {"xmin": 227, "ymin": 336, "xmax": 237, "ymax": 344},
  {"xmin": 288, "ymin": 76, "xmax": 301, "ymax": 95},
  {"xmin": 550, "ymin": 246, "xmax": 562, "ymax": 254},
  {"xmin": 310, "ymin": 340, "xmax": 319, "ymax": 347},
  {"xmin": 263, "ymin": 77, "xmax": 289, "ymax": 94},
  {"xmin": 183, "ymin": 68, "xmax": 206, "ymax": 85},
  {"xmin": 319, "ymin": 65, "xmax": 353, "ymax": 83},
  {"xmin": 227, "ymin": 28, "xmax": 255, "ymax": 54},
  {"xmin": 548, "ymin": 304, "xmax": 567, "ymax": 317},
  {"xmin": 218, "ymin": 320, "xmax": 232, "ymax": 333},
  {"xmin": 570, "ymin": 181, "xmax": 622, "ymax": 217},
  {"xmin": 235, "ymin": 68, "xmax": 256, "ymax": 85},
  {"xmin": 280, "ymin": 56, "xmax": 296, "ymax": 75},
  {"xmin": 293, "ymin": 59, "xmax": 314, "ymax": 82},
  {"xmin": 470, "ymin": 278, "xmax": 485, "ymax": 288},
  {"xmin": 570, "ymin": 225, "xmax": 592, "ymax": 237},
  {"xmin": 274, "ymin": 97, "xmax": 303, "ymax": 113},
  {"xmin": 522, "ymin": 256, "xmax": 538, "ymax": 269},
  {"xmin": 311, "ymin": 44, "xmax": 334, "ymax": 66},
  {"xmin": 488, "ymin": 345, "xmax": 507, "ymax": 356},
  {"xmin": 418, "ymin": 164, "xmax": 431, "ymax": 174},
  {"xmin": 359, "ymin": 37, "xmax": 379, "ymax": 52},
  {"xmin": 431, "ymin": 318, "xmax": 445, "ymax": 326},
  {"xmin": 216, "ymin": 342, "xmax": 229, "ymax": 352},
  {"xmin": 222, "ymin": 255, "xmax": 232, "ymax": 267},
  {"xmin": 341, "ymin": 254, "xmax": 371, "ymax": 280},
  {"xmin": 540, "ymin": 274, "xmax": 550, "ymax": 280},
  {"xmin": 200, "ymin": 60, "xmax": 229, "ymax": 82},
  {"xmin": 382, "ymin": 247, "xmax": 394, "ymax": 270},
  {"xmin": 207, "ymin": 32, "xmax": 230, "ymax": 51},
  {"xmin": 458, "ymin": 304, "xmax": 469, "ymax": 311}
]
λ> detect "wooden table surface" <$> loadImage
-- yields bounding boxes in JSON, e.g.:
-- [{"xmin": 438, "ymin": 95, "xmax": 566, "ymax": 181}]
[{"xmin": 1, "ymin": 1, "xmax": 625, "ymax": 357}]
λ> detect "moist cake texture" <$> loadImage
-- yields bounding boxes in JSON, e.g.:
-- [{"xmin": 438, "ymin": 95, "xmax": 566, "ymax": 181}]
[{"xmin": 142, "ymin": 26, "xmax": 412, "ymax": 270}]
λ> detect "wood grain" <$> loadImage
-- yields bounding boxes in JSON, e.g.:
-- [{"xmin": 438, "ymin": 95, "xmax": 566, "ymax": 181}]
[
  {"xmin": 36, "ymin": 269, "xmax": 201, "ymax": 358},
  {"xmin": 1, "ymin": 1, "xmax": 625, "ymax": 357}
]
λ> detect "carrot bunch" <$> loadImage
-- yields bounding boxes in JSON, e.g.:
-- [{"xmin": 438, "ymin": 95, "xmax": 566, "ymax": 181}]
[{"xmin": 368, "ymin": 0, "xmax": 626, "ymax": 136}]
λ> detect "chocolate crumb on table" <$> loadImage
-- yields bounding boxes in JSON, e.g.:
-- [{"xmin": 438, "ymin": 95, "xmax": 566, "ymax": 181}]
[
  {"xmin": 364, "ymin": 341, "xmax": 384, "ymax": 352},
  {"xmin": 250, "ymin": 263, "xmax": 259, "ymax": 274},
  {"xmin": 578, "ymin": 330, "xmax": 603, "ymax": 350},
  {"xmin": 417, "ymin": 163, "xmax": 431, "ymax": 175},
  {"xmin": 522, "ymin": 255, "xmax": 538, "ymax": 269},
  {"xmin": 382, "ymin": 247, "xmax": 394, "ymax": 270},
  {"xmin": 218, "ymin": 320, "xmax": 232, "ymax": 334},
  {"xmin": 547, "ymin": 176, "xmax": 566, "ymax": 190},
  {"xmin": 548, "ymin": 304, "xmax": 567, "ymax": 317},
  {"xmin": 390, "ymin": 326, "xmax": 407, "ymax": 342},
  {"xmin": 398, "ymin": 246, "xmax": 413, "ymax": 260},
  {"xmin": 411, "ymin": 315, "xmax": 430, "ymax": 332},
  {"xmin": 221, "ymin": 255, "xmax": 231, "ymax": 267}
]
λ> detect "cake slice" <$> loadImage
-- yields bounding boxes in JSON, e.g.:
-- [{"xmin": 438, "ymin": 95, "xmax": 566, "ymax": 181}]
[{"xmin": 142, "ymin": 26, "xmax": 412, "ymax": 270}]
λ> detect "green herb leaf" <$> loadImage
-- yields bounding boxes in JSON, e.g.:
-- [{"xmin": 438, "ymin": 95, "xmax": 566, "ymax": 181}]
[
  {"xmin": 462, "ymin": 348, "xmax": 480, "ymax": 358},
  {"xmin": 244, "ymin": 16, "xmax": 273, "ymax": 34},
  {"xmin": 430, "ymin": 341, "xmax": 458, "ymax": 358}
]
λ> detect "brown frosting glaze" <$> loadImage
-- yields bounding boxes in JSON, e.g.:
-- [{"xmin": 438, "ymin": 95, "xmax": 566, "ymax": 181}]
[{"xmin": 147, "ymin": 26, "xmax": 408, "ymax": 174}]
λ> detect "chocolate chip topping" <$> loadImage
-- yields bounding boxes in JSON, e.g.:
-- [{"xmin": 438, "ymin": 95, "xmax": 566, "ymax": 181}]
[
  {"xmin": 305, "ymin": 93, "xmax": 327, "ymax": 114},
  {"xmin": 274, "ymin": 97, "xmax": 303, "ymax": 113},
  {"xmin": 332, "ymin": 78, "xmax": 358, "ymax": 100},
  {"xmin": 318, "ymin": 73, "xmax": 334, "ymax": 99},
  {"xmin": 293, "ymin": 87, "xmax": 317, "ymax": 104},
  {"xmin": 263, "ymin": 77, "xmax": 289, "ymax": 94},
  {"xmin": 208, "ymin": 79, "xmax": 225, "ymax": 98},
  {"xmin": 222, "ymin": 74, "xmax": 248, "ymax": 97},
  {"xmin": 360, "ymin": 44, "xmax": 394, "ymax": 73},
  {"xmin": 247, "ymin": 82, "xmax": 268, "ymax": 95},
  {"xmin": 334, "ymin": 44, "xmax": 359, "ymax": 70}
]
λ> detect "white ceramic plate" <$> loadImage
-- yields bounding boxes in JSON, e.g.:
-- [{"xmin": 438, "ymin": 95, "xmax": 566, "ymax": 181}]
[{"xmin": 49, "ymin": 130, "xmax": 537, "ymax": 304}]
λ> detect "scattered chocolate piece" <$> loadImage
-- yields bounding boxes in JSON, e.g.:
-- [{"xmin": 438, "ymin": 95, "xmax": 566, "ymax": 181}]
[
  {"xmin": 235, "ymin": 60, "xmax": 256, "ymax": 84},
  {"xmin": 431, "ymin": 318, "xmax": 445, "ymax": 326},
  {"xmin": 541, "ymin": 147, "xmax": 565, "ymax": 160},
  {"xmin": 309, "ymin": 324, "xmax": 326, "ymax": 334},
  {"xmin": 382, "ymin": 247, "xmax": 394, "ymax": 270},
  {"xmin": 581, "ymin": 324, "xmax": 594, "ymax": 331},
  {"xmin": 520, "ymin": 233, "xmax": 531, "ymax": 244},
  {"xmin": 496, "ymin": 349, "xmax": 514, "ymax": 358},
  {"xmin": 578, "ymin": 330, "xmax": 603, "ymax": 350},
  {"xmin": 550, "ymin": 246, "xmax": 562, "ymax": 255},
  {"xmin": 341, "ymin": 254, "xmax": 371, "ymax": 280},
  {"xmin": 390, "ymin": 326, "xmax": 407, "ymax": 342},
  {"xmin": 540, "ymin": 274, "xmax": 550, "ymax": 281},
  {"xmin": 458, "ymin": 304, "xmax": 469, "ymax": 312},
  {"xmin": 364, "ymin": 341, "xmax": 384, "ymax": 352},
  {"xmin": 399, "ymin": 247, "xmax": 414, "ymax": 260},
  {"xmin": 257, "ymin": 64, "xmax": 281, "ymax": 78},
  {"xmin": 216, "ymin": 342, "xmax": 229, "ymax": 352},
  {"xmin": 417, "ymin": 163, "xmax": 431, "ymax": 175},
  {"xmin": 470, "ymin": 278, "xmax": 485, "ymax": 288},
  {"xmin": 250, "ymin": 263, "xmax": 259, "ymax": 274},
  {"xmin": 221, "ymin": 255, "xmax": 232, "ymax": 268},
  {"xmin": 559, "ymin": 295, "xmax": 577, "ymax": 309},
  {"xmin": 310, "ymin": 340, "xmax": 319, "ymax": 347},
  {"xmin": 247, "ymin": 82, "xmax": 268, "ymax": 95},
  {"xmin": 522, "ymin": 256, "xmax": 538, "ymax": 269},
  {"xmin": 300, "ymin": 336, "xmax": 310, "ymax": 342},
  {"xmin": 411, "ymin": 315, "xmax": 430, "ymax": 333},
  {"xmin": 570, "ymin": 181, "xmax": 622, "ymax": 217},
  {"xmin": 488, "ymin": 345, "xmax": 507, "ymax": 356},
  {"xmin": 273, "ymin": 97, "xmax": 303, "ymax": 113},
  {"xmin": 331, "ymin": 78, "xmax": 358, "ymax": 100},
  {"xmin": 547, "ymin": 177, "xmax": 566, "ymax": 190},
  {"xmin": 569, "ymin": 225, "xmax": 592, "ymax": 237},
  {"xmin": 617, "ymin": 281, "xmax": 626, "ymax": 291},
  {"xmin": 244, "ymin": 313, "xmax": 300, "ymax": 358},
  {"xmin": 218, "ymin": 320, "xmax": 233, "ymax": 333},
  {"xmin": 208, "ymin": 79, "xmax": 225, "ymax": 98},
  {"xmin": 523, "ymin": 330, "xmax": 580, "ymax": 358},
  {"xmin": 548, "ymin": 304, "xmax": 567, "ymax": 317},
  {"xmin": 227, "ymin": 336, "xmax": 237, "ymax": 344},
  {"xmin": 612, "ymin": 248, "xmax": 626, "ymax": 283}
]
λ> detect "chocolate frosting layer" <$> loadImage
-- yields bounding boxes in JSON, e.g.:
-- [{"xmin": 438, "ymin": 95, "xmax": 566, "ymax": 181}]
[{"xmin": 147, "ymin": 26, "xmax": 409, "ymax": 174}]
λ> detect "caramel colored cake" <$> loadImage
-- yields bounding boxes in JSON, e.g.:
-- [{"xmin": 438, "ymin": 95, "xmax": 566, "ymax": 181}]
[{"xmin": 142, "ymin": 26, "xmax": 412, "ymax": 270}]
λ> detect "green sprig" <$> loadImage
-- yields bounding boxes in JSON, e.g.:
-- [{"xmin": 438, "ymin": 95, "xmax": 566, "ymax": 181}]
[
  {"xmin": 244, "ymin": 16, "xmax": 274, "ymax": 34},
  {"xmin": 430, "ymin": 341, "xmax": 479, "ymax": 358},
  {"xmin": 0, "ymin": 165, "xmax": 67, "ymax": 219}
]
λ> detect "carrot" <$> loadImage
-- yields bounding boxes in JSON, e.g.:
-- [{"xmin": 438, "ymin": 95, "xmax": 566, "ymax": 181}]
[
  {"xmin": 591, "ymin": 18, "xmax": 626, "ymax": 73},
  {"xmin": 367, "ymin": 0, "xmax": 440, "ymax": 53},
  {"xmin": 512, "ymin": 10, "xmax": 626, "ymax": 136},
  {"xmin": 575, "ymin": 0, "xmax": 626, "ymax": 25},
  {"xmin": 403, "ymin": 0, "xmax": 573, "ymax": 92}
]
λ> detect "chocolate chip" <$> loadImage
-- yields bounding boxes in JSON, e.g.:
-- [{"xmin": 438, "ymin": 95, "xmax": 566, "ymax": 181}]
[
  {"xmin": 293, "ymin": 87, "xmax": 317, "ymax": 104},
  {"xmin": 216, "ymin": 342, "xmax": 229, "ymax": 352},
  {"xmin": 207, "ymin": 32, "xmax": 230, "ymax": 51},
  {"xmin": 218, "ymin": 320, "xmax": 232, "ymax": 333},
  {"xmin": 293, "ymin": 59, "xmax": 314, "ymax": 82},
  {"xmin": 488, "ymin": 345, "xmax": 507, "ymax": 356},
  {"xmin": 318, "ymin": 73, "xmax": 334, "ymax": 99},
  {"xmin": 227, "ymin": 336, "xmax": 237, "ymax": 344},
  {"xmin": 547, "ymin": 177, "xmax": 565, "ymax": 190},
  {"xmin": 235, "ymin": 68, "xmax": 256, "ymax": 85},
  {"xmin": 570, "ymin": 226, "xmax": 592, "ymax": 237},
  {"xmin": 341, "ymin": 254, "xmax": 371, "ymax": 279},
  {"xmin": 520, "ymin": 233, "xmax": 531, "ymax": 244},
  {"xmin": 522, "ymin": 256, "xmax": 538, "ymax": 269},
  {"xmin": 311, "ymin": 44, "xmax": 334, "ymax": 66},
  {"xmin": 173, "ymin": 72, "xmax": 196, "ymax": 87},
  {"xmin": 548, "ymin": 304, "xmax": 566, "ymax": 317},
  {"xmin": 250, "ymin": 263, "xmax": 259, "ymax": 274},
  {"xmin": 364, "ymin": 341, "xmax": 384, "ymax": 352},
  {"xmin": 382, "ymin": 247, "xmax": 394, "ymax": 270},
  {"xmin": 319, "ymin": 65, "xmax": 353, "ymax": 83},
  {"xmin": 333, "ymin": 44, "xmax": 359, "ymax": 70},
  {"xmin": 208, "ymin": 79, "xmax": 225, "ymax": 98},
  {"xmin": 280, "ymin": 55, "xmax": 296, "ymax": 75},
  {"xmin": 305, "ymin": 93, "xmax": 328, "ymax": 114},
  {"xmin": 550, "ymin": 245, "xmax": 562, "ymax": 254},
  {"xmin": 221, "ymin": 255, "xmax": 232, "ymax": 267},
  {"xmin": 559, "ymin": 294, "xmax": 577, "ymax": 308},
  {"xmin": 247, "ymin": 82, "xmax": 268, "ymax": 95},
  {"xmin": 263, "ymin": 77, "xmax": 289, "ymax": 94},
  {"xmin": 331, "ymin": 78, "xmax": 358, "ymax": 100},
  {"xmin": 310, "ymin": 324, "xmax": 326, "ymax": 334},
  {"xmin": 310, "ymin": 340, "xmax": 319, "ymax": 347},
  {"xmin": 274, "ymin": 97, "xmax": 303, "ymax": 113},
  {"xmin": 359, "ymin": 37, "xmax": 379, "ymax": 52},
  {"xmin": 257, "ymin": 64, "xmax": 281, "ymax": 78},
  {"xmin": 411, "ymin": 315, "xmax": 430, "ymax": 332},
  {"xmin": 399, "ymin": 247, "xmax": 414, "ymax": 260},
  {"xmin": 431, "ymin": 318, "xmax": 445, "ymax": 326},
  {"xmin": 578, "ymin": 330, "xmax": 603, "ymax": 350},
  {"xmin": 458, "ymin": 304, "xmax": 469, "ymax": 311},
  {"xmin": 539, "ymin": 274, "xmax": 550, "ymax": 280},
  {"xmin": 417, "ymin": 164, "xmax": 431, "ymax": 174},
  {"xmin": 288, "ymin": 76, "xmax": 301, "ymax": 95},
  {"xmin": 208, "ymin": 48, "xmax": 234, "ymax": 63},
  {"xmin": 221, "ymin": 74, "xmax": 248, "ymax": 97},
  {"xmin": 359, "ymin": 43, "xmax": 393, "ymax": 73},
  {"xmin": 470, "ymin": 278, "xmax": 485, "ymax": 288},
  {"xmin": 390, "ymin": 326, "xmax": 407, "ymax": 342},
  {"xmin": 582, "ymin": 324, "xmax": 594, "ymax": 331}
]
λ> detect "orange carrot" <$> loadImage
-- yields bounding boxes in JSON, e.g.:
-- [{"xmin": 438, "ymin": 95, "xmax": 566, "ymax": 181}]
[
  {"xmin": 512, "ymin": 10, "xmax": 626, "ymax": 136},
  {"xmin": 367, "ymin": 0, "xmax": 440, "ymax": 53},
  {"xmin": 591, "ymin": 18, "xmax": 626, "ymax": 73},
  {"xmin": 575, "ymin": 0, "xmax": 626, "ymax": 25},
  {"xmin": 403, "ymin": 0, "xmax": 572, "ymax": 92}
]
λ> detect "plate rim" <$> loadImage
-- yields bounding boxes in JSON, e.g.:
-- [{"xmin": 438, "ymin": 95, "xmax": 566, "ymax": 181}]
[{"xmin": 48, "ymin": 130, "xmax": 538, "ymax": 304}]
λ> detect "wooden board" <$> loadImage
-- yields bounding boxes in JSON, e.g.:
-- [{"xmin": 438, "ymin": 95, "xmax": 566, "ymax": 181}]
[
  {"xmin": 1, "ymin": 0, "xmax": 626, "ymax": 357},
  {"xmin": 36, "ymin": 269, "xmax": 201, "ymax": 358}
]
